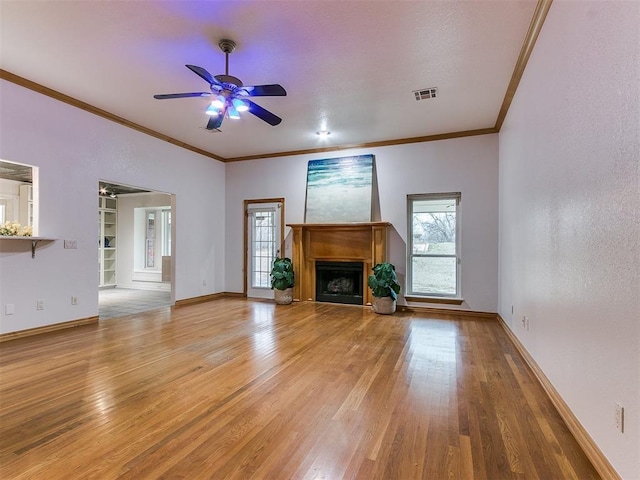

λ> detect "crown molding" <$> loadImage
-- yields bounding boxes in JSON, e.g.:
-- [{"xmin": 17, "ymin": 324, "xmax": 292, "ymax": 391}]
[
  {"xmin": 494, "ymin": 0, "xmax": 554, "ymax": 131},
  {"xmin": 1, "ymin": 68, "xmax": 497, "ymax": 163},
  {"xmin": 1, "ymin": 1, "xmax": 551, "ymax": 163},
  {"xmin": 224, "ymin": 128, "xmax": 498, "ymax": 162},
  {"xmin": 0, "ymin": 69, "xmax": 226, "ymax": 163}
]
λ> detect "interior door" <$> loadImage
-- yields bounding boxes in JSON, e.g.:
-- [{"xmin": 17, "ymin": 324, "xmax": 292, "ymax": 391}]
[{"xmin": 246, "ymin": 202, "xmax": 282, "ymax": 299}]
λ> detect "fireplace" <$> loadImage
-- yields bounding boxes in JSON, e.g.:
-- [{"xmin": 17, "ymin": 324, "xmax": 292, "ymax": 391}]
[
  {"xmin": 316, "ymin": 261, "xmax": 364, "ymax": 305},
  {"xmin": 287, "ymin": 222, "xmax": 390, "ymax": 305}
]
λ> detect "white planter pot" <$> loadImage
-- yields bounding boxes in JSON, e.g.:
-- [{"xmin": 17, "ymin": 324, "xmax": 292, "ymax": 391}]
[
  {"xmin": 274, "ymin": 287, "xmax": 293, "ymax": 305},
  {"xmin": 372, "ymin": 296, "xmax": 396, "ymax": 314}
]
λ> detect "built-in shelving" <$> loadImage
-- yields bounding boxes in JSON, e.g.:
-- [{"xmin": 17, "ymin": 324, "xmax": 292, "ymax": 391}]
[{"xmin": 99, "ymin": 196, "xmax": 117, "ymax": 287}]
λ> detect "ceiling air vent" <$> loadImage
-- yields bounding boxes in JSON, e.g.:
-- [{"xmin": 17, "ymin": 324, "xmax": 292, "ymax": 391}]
[{"xmin": 413, "ymin": 87, "xmax": 438, "ymax": 101}]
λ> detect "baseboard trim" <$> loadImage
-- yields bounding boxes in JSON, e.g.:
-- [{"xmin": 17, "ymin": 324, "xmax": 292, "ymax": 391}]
[
  {"xmin": 0, "ymin": 316, "xmax": 99, "ymax": 343},
  {"xmin": 174, "ymin": 291, "xmax": 245, "ymax": 306},
  {"xmin": 223, "ymin": 291, "xmax": 246, "ymax": 298},
  {"xmin": 174, "ymin": 296, "xmax": 493, "ymax": 319},
  {"xmin": 496, "ymin": 314, "xmax": 621, "ymax": 480},
  {"xmin": 117, "ymin": 282, "xmax": 171, "ymax": 292},
  {"xmin": 399, "ymin": 304, "xmax": 496, "ymax": 319}
]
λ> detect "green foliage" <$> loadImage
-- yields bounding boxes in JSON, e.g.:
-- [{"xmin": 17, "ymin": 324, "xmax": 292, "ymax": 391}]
[
  {"xmin": 270, "ymin": 257, "xmax": 295, "ymax": 290},
  {"xmin": 367, "ymin": 262, "xmax": 401, "ymax": 299}
]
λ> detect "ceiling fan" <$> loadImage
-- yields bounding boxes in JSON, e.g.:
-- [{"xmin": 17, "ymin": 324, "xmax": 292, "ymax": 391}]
[{"xmin": 153, "ymin": 39, "xmax": 286, "ymax": 131}]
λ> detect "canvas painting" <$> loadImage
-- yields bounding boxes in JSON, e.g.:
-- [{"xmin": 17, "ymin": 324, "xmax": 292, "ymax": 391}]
[{"xmin": 304, "ymin": 154, "xmax": 374, "ymax": 223}]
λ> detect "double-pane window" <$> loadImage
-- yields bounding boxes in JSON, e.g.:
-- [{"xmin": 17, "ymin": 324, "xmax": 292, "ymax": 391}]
[{"xmin": 407, "ymin": 193, "xmax": 460, "ymax": 297}]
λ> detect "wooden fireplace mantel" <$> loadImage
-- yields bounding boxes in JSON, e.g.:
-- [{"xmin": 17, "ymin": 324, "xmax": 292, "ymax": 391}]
[{"xmin": 287, "ymin": 222, "xmax": 391, "ymax": 305}]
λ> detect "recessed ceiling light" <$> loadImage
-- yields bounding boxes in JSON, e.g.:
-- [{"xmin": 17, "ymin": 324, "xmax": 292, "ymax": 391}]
[{"xmin": 316, "ymin": 130, "xmax": 331, "ymax": 137}]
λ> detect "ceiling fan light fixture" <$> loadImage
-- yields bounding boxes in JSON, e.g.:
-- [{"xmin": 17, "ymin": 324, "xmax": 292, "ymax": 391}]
[
  {"xmin": 154, "ymin": 38, "xmax": 286, "ymax": 130},
  {"xmin": 227, "ymin": 104, "xmax": 240, "ymax": 119},
  {"xmin": 211, "ymin": 95, "xmax": 225, "ymax": 109},
  {"xmin": 205, "ymin": 104, "xmax": 219, "ymax": 116},
  {"xmin": 232, "ymin": 98, "xmax": 249, "ymax": 112}
]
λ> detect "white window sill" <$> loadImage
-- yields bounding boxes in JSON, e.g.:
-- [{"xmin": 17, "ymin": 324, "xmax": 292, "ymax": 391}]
[{"xmin": 404, "ymin": 295, "xmax": 464, "ymax": 305}]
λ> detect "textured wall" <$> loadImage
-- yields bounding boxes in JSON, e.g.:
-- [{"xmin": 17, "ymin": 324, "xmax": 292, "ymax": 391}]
[
  {"xmin": 225, "ymin": 134, "xmax": 499, "ymax": 313},
  {"xmin": 0, "ymin": 80, "xmax": 226, "ymax": 334},
  {"xmin": 498, "ymin": 1, "xmax": 640, "ymax": 477}
]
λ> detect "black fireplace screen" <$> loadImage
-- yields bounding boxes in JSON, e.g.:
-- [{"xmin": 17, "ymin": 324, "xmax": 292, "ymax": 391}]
[{"xmin": 315, "ymin": 261, "xmax": 364, "ymax": 305}]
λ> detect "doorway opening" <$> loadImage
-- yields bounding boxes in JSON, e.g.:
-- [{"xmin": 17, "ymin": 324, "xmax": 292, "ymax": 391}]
[
  {"xmin": 97, "ymin": 181, "xmax": 175, "ymax": 319},
  {"xmin": 0, "ymin": 160, "xmax": 37, "ymax": 235}
]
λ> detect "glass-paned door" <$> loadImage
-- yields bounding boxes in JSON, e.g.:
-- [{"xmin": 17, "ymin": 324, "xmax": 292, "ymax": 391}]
[{"xmin": 247, "ymin": 203, "xmax": 282, "ymax": 299}]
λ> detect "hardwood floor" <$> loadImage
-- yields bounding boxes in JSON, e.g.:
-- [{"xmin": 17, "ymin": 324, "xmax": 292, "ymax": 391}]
[{"xmin": 0, "ymin": 299, "xmax": 599, "ymax": 479}]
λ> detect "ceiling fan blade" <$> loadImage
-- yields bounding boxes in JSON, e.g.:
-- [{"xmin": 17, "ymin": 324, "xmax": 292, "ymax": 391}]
[
  {"xmin": 242, "ymin": 84, "xmax": 287, "ymax": 97},
  {"xmin": 153, "ymin": 92, "xmax": 211, "ymax": 99},
  {"xmin": 206, "ymin": 114, "xmax": 224, "ymax": 130},
  {"xmin": 246, "ymin": 100, "xmax": 282, "ymax": 126},
  {"xmin": 186, "ymin": 64, "xmax": 222, "ymax": 87}
]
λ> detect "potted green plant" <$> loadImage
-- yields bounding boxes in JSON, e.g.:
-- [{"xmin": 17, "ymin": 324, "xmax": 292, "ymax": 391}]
[
  {"xmin": 270, "ymin": 257, "xmax": 295, "ymax": 305},
  {"xmin": 367, "ymin": 262, "xmax": 401, "ymax": 314}
]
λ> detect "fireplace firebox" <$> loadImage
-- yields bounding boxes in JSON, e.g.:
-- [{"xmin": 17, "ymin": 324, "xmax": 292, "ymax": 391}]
[{"xmin": 315, "ymin": 261, "xmax": 364, "ymax": 305}]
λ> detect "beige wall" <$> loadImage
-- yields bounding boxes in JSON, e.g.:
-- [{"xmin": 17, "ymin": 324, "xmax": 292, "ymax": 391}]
[
  {"xmin": 498, "ymin": 1, "xmax": 640, "ymax": 477},
  {"xmin": 0, "ymin": 80, "xmax": 226, "ymax": 334},
  {"xmin": 225, "ymin": 134, "xmax": 500, "ymax": 313}
]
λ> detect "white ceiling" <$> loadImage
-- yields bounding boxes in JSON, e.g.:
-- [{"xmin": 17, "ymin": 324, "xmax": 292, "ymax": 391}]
[{"xmin": 0, "ymin": 1, "xmax": 539, "ymax": 161}]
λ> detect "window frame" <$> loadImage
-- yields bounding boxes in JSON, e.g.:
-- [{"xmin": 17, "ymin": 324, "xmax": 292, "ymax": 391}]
[
  {"xmin": 406, "ymin": 192, "xmax": 461, "ymax": 299},
  {"xmin": 242, "ymin": 197, "xmax": 285, "ymax": 298},
  {"xmin": 160, "ymin": 208, "xmax": 172, "ymax": 257},
  {"xmin": 248, "ymin": 207, "xmax": 278, "ymax": 289}
]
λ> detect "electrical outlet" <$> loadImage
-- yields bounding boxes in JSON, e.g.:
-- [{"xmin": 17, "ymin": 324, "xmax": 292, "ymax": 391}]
[
  {"xmin": 5, "ymin": 304, "xmax": 14, "ymax": 315},
  {"xmin": 71, "ymin": 296, "xmax": 78, "ymax": 305},
  {"xmin": 521, "ymin": 315, "xmax": 527, "ymax": 329},
  {"xmin": 615, "ymin": 403, "xmax": 624, "ymax": 432},
  {"xmin": 64, "ymin": 239, "xmax": 78, "ymax": 249},
  {"xmin": 202, "ymin": 280, "xmax": 206, "ymax": 287},
  {"xmin": 36, "ymin": 300, "xmax": 45, "ymax": 311}
]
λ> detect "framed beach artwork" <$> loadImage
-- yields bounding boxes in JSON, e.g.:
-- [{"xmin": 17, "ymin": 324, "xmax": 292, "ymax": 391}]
[{"xmin": 304, "ymin": 154, "xmax": 374, "ymax": 223}]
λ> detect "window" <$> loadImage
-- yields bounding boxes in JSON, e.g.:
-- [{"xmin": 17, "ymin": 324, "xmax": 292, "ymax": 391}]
[
  {"xmin": 133, "ymin": 206, "xmax": 171, "ymax": 271},
  {"xmin": 145, "ymin": 212, "xmax": 155, "ymax": 268},
  {"xmin": 407, "ymin": 193, "xmax": 460, "ymax": 297},
  {"xmin": 161, "ymin": 209, "xmax": 171, "ymax": 256}
]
